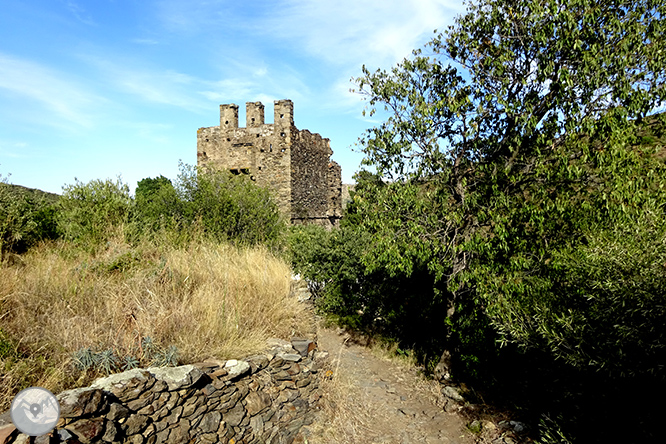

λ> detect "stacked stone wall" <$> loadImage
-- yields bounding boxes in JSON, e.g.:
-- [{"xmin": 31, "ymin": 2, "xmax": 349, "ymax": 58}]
[
  {"xmin": 1, "ymin": 339, "xmax": 323, "ymax": 444},
  {"xmin": 290, "ymin": 130, "xmax": 331, "ymax": 221}
]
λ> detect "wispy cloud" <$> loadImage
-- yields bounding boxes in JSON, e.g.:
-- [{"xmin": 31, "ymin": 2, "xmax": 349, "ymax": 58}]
[
  {"xmin": 154, "ymin": 0, "xmax": 462, "ymax": 69},
  {"xmin": 66, "ymin": 0, "xmax": 96, "ymax": 25},
  {"xmin": 0, "ymin": 141, "xmax": 29, "ymax": 159},
  {"xmin": 83, "ymin": 55, "xmax": 210, "ymax": 112},
  {"xmin": 132, "ymin": 38, "xmax": 160, "ymax": 45},
  {"xmin": 155, "ymin": 0, "xmax": 237, "ymax": 34},
  {"xmin": 265, "ymin": 0, "xmax": 463, "ymax": 68},
  {"xmin": 0, "ymin": 52, "xmax": 102, "ymax": 128},
  {"xmin": 150, "ymin": 0, "xmax": 463, "ymax": 117}
]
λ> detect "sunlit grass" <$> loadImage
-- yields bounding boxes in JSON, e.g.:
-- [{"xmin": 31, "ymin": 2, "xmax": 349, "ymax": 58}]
[{"xmin": 0, "ymin": 232, "xmax": 307, "ymax": 410}]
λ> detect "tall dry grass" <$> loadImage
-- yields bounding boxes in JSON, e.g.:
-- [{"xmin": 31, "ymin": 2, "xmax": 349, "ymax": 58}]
[{"xmin": 0, "ymin": 235, "xmax": 307, "ymax": 410}]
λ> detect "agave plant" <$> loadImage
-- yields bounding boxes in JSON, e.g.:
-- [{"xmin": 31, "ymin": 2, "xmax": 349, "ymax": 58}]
[
  {"xmin": 94, "ymin": 349, "xmax": 118, "ymax": 375},
  {"xmin": 151, "ymin": 345, "xmax": 179, "ymax": 367},
  {"xmin": 72, "ymin": 347, "xmax": 95, "ymax": 371},
  {"xmin": 121, "ymin": 355, "xmax": 140, "ymax": 371},
  {"xmin": 141, "ymin": 336, "xmax": 156, "ymax": 361}
]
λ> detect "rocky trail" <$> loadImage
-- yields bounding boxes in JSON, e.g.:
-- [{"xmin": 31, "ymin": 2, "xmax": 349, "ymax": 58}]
[{"xmin": 299, "ymin": 324, "xmax": 477, "ymax": 444}]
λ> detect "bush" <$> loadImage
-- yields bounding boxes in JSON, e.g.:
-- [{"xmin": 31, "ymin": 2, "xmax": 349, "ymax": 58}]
[
  {"xmin": 57, "ymin": 177, "xmax": 133, "ymax": 247},
  {"xmin": 0, "ymin": 175, "xmax": 59, "ymax": 257},
  {"xmin": 174, "ymin": 164, "xmax": 285, "ymax": 248},
  {"xmin": 132, "ymin": 175, "xmax": 183, "ymax": 236},
  {"xmin": 288, "ymin": 223, "xmax": 451, "ymax": 363}
]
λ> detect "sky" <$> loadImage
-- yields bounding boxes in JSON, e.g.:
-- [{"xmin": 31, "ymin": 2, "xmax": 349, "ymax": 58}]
[{"xmin": 0, "ymin": 0, "xmax": 466, "ymax": 194}]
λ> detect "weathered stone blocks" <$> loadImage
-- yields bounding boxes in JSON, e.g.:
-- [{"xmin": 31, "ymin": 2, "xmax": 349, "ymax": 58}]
[{"xmin": 1, "ymin": 337, "xmax": 322, "ymax": 444}]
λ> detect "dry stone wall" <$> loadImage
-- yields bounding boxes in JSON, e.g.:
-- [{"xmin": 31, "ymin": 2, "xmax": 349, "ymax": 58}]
[{"xmin": 1, "ymin": 338, "xmax": 323, "ymax": 444}]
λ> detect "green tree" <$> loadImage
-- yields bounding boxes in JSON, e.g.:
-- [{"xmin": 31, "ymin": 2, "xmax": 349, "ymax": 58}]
[
  {"xmin": 133, "ymin": 175, "xmax": 181, "ymax": 233},
  {"xmin": 353, "ymin": 0, "xmax": 666, "ymax": 377},
  {"xmin": 0, "ymin": 173, "xmax": 59, "ymax": 257}
]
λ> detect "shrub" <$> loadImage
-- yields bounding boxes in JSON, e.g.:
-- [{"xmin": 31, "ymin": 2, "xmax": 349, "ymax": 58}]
[
  {"xmin": 0, "ymin": 175, "xmax": 59, "ymax": 257},
  {"xmin": 175, "ymin": 163, "xmax": 286, "ymax": 248},
  {"xmin": 57, "ymin": 177, "xmax": 132, "ymax": 247}
]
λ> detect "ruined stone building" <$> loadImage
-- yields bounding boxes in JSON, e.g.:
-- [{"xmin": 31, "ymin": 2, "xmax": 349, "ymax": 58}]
[{"xmin": 197, "ymin": 100, "xmax": 342, "ymax": 226}]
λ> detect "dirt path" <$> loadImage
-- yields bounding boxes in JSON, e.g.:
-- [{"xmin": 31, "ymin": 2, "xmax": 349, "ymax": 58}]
[{"xmin": 301, "ymin": 325, "xmax": 475, "ymax": 444}]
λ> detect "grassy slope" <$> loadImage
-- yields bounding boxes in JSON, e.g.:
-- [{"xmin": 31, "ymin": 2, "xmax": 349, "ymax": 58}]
[{"xmin": 0, "ymin": 235, "xmax": 308, "ymax": 411}]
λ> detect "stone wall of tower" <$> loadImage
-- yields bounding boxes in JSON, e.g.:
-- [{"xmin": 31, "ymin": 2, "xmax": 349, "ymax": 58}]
[
  {"xmin": 290, "ymin": 130, "xmax": 332, "ymax": 222},
  {"xmin": 197, "ymin": 100, "xmax": 341, "ymax": 226},
  {"xmin": 327, "ymin": 161, "xmax": 343, "ymax": 219},
  {"xmin": 197, "ymin": 102, "xmax": 293, "ymax": 217}
]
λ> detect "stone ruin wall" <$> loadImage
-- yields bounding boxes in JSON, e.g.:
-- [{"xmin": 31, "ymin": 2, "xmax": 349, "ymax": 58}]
[
  {"xmin": 0, "ymin": 338, "xmax": 324, "ymax": 444},
  {"xmin": 290, "ymin": 130, "xmax": 334, "ymax": 223},
  {"xmin": 197, "ymin": 100, "xmax": 342, "ymax": 227},
  {"xmin": 197, "ymin": 101, "xmax": 294, "ymax": 217}
]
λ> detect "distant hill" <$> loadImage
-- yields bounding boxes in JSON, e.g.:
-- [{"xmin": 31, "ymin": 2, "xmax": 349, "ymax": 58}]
[{"xmin": 0, "ymin": 183, "xmax": 59, "ymax": 203}]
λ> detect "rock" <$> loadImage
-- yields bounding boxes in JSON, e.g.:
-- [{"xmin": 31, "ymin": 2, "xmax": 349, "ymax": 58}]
[
  {"xmin": 12, "ymin": 435, "xmax": 29, "ymax": 444},
  {"xmin": 482, "ymin": 420, "xmax": 497, "ymax": 433},
  {"xmin": 224, "ymin": 404, "xmax": 246, "ymax": 427},
  {"xmin": 266, "ymin": 338, "xmax": 292, "ymax": 349},
  {"xmin": 156, "ymin": 427, "xmax": 171, "ymax": 443},
  {"xmin": 434, "ymin": 350, "xmax": 452, "ymax": 381},
  {"xmin": 0, "ymin": 424, "xmax": 16, "ymax": 444},
  {"xmin": 91, "ymin": 369, "xmax": 155, "ymax": 401},
  {"xmin": 57, "ymin": 429, "xmax": 74, "ymax": 442},
  {"xmin": 468, "ymin": 420, "xmax": 482, "ymax": 433},
  {"xmin": 126, "ymin": 392, "xmax": 155, "ymax": 411},
  {"xmin": 199, "ymin": 411, "xmax": 221, "ymax": 433},
  {"xmin": 441, "ymin": 386, "xmax": 465, "ymax": 403},
  {"xmin": 224, "ymin": 360, "xmax": 251, "ymax": 379},
  {"xmin": 246, "ymin": 355, "xmax": 270, "ymax": 373},
  {"xmin": 313, "ymin": 350, "xmax": 329, "ymax": 361},
  {"xmin": 102, "ymin": 421, "xmax": 119, "ymax": 442},
  {"xmin": 106, "ymin": 403, "xmax": 130, "ymax": 421},
  {"xmin": 57, "ymin": 388, "xmax": 107, "ymax": 418},
  {"xmin": 278, "ymin": 353, "xmax": 302, "ymax": 362},
  {"xmin": 442, "ymin": 398, "xmax": 460, "ymax": 413},
  {"xmin": 67, "ymin": 418, "xmax": 105, "ymax": 443},
  {"xmin": 245, "ymin": 391, "xmax": 271, "ymax": 416},
  {"xmin": 509, "ymin": 420, "xmax": 527, "ymax": 433},
  {"xmin": 123, "ymin": 414, "xmax": 149, "ymax": 435},
  {"xmin": 266, "ymin": 338, "xmax": 297, "ymax": 354},
  {"xmin": 148, "ymin": 365, "xmax": 204, "ymax": 391}
]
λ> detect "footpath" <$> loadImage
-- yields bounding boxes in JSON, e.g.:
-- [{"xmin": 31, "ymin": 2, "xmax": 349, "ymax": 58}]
[{"xmin": 300, "ymin": 324, "xmax": 476, "ymax": 444}]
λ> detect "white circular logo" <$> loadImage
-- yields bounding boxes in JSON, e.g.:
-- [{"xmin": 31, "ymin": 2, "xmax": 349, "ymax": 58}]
[{"xmin": 10, "ymin": 387, "xmax": 60, "ymax": 436}]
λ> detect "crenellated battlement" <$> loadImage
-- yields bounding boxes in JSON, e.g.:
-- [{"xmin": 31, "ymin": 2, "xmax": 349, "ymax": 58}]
[
  {"xmin": 217, "ymin": 100, "xmax": 295, "ymax": 130},
  {"xmin": 197, "ymin": 99, "xmax": 341, "ymax": 227}
]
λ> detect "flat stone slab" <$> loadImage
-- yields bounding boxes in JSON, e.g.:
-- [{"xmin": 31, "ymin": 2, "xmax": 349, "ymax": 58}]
[
  {"xmin": 224, "ymin": 360, "xmax": 251, "ymax": 379},
  {"xmin": 148, "ymin": 365, "xmax": 204, "ymax": 391}
]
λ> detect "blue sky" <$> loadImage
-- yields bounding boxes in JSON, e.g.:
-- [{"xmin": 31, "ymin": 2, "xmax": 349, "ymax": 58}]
[{"xmin": 0, "ymin": 0, "xmax": 465, "ymax": 194}]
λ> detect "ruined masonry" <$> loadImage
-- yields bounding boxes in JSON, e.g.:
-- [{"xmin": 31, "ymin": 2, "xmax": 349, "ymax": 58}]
[{"xmin": 197, "ymin": 100, "xmax": 343, "ymax": 226}]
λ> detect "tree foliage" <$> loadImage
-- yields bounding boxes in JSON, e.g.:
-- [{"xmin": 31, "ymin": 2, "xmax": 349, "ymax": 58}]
[
  {"xmin": 352, "ymin": 0, "xmax": 666, "ymax": 380},
  {"xmin": 57, "ymin": 164, "xmax": 286, "ymax": 249}
]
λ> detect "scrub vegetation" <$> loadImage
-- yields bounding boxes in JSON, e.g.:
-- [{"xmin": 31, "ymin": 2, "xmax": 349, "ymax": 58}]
[
  {"xmin": 0, "ymin": 164, "xmax": 307, "ymax": 411},
  {"xmin": 290, "ymin": 0, "xmax": 666, "ymax": 442}
]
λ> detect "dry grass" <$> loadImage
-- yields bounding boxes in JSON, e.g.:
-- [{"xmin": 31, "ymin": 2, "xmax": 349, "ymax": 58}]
[{"xmin": 0, "ymin": 234, "xmax": 308, "ymax": 410}]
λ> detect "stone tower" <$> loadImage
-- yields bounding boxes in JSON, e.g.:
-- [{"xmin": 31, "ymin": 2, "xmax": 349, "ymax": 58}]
[{"xmin": 197, "ymin": 100, "xmax": 342, "ymax": 226}]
